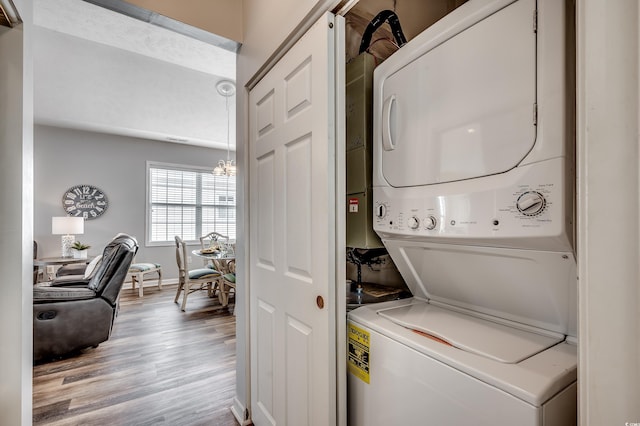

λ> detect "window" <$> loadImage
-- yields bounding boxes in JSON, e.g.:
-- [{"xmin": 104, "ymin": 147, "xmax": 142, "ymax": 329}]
[{"xmin": 147, "ymin": 162, "xmax": 236, "ymax": 245}]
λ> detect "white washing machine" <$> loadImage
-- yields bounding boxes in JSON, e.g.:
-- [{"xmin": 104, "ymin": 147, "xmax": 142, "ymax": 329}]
[{"xmin": 347, "ymin": 0, "xmax": 577, "ymax": 425}]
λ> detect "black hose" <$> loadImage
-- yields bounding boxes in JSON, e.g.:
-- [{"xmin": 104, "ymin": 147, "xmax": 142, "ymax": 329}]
[{"xmin": 359, "ymin": 10, "xmax": 407, "ymax": 54}]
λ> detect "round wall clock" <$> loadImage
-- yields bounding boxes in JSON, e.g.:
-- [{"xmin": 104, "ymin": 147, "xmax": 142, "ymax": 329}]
[{"xmin": 62, "ymin": 184, "xmax": 109, "ymax": 220}]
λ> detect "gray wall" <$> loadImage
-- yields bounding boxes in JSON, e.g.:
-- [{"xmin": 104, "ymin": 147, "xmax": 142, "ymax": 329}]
[{"xmin": 34, "ymin": 124, "xmax": 233, "ymax": 281}]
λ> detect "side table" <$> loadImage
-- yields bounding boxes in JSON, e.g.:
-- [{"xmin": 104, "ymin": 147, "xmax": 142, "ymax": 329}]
[{"xmin": 33, "ymin": 257, "xmax": 92, "ymax": 282}]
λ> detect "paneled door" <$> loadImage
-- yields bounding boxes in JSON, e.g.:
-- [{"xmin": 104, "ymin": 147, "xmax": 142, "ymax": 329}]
[{"xmin": 249, "ymin": 12, "xmax": 343, "ymax": 426}]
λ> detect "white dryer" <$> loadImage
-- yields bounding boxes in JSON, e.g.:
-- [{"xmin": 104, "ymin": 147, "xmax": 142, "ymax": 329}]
[{"xmin": 348, "ymin": 0, "xmax": 577, "ymax": 425}]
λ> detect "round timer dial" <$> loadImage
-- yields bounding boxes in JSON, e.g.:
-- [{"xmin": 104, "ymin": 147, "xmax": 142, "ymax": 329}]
[
  {"xmin": 62, "ymin": 185, "xmax": 109, "ymax": 220},
  {"xmin": 516, "ymin": 191, "xmax": 546, "ymax": 216}
]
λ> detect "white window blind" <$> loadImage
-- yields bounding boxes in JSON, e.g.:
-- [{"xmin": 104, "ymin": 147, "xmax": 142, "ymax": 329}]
[{"xmin": 148, "ymin": 164, "xmax": 236, "ymax": 244}]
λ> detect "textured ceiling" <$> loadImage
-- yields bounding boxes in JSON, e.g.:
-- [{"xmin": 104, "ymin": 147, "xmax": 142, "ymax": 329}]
[
  {"xmin": 34, "ymin": 0, "xmax": 235, "ymax": 78},
  {"xmin": 33, "ymin": 0, "xmax": 236, "ymax": 149}
]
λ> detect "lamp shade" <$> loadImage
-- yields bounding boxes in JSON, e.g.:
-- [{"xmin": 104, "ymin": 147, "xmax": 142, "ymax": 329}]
[{"xmin": 52, "ymin": 216, "xmax": 84, "ymax": 235}]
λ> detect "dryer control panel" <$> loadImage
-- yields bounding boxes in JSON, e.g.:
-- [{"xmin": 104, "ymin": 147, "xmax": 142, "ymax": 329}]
[{"xmin": 373, "ymin": 158, "xmax": 572, "ymax": 252}]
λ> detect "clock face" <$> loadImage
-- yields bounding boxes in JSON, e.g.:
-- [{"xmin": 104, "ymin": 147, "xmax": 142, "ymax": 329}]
[{"xmin": 62, "ymin": 185, "xmax": 109, "ymax": 220}]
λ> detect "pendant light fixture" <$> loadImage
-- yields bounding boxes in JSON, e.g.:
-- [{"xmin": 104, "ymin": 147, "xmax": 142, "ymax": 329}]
[{"xmin": 213, "ymin": 80, "xmax": 236, "ymax": 177}]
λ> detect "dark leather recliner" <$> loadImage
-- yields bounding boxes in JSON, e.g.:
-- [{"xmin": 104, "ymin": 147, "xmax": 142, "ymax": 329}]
[{"xmin": 33, "ymin": 234, "xmax": 138, "ymax": 362}]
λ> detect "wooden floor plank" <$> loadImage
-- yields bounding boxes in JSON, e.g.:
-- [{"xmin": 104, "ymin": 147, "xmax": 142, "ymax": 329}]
[{"xmin": 33, "ymin": 285, "xmax": 238, "ymax": 426}]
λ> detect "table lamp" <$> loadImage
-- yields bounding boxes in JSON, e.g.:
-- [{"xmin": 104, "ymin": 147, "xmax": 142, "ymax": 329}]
[{"xmin": 52, "ymin": 216, "xmax": 84, "ymax": 257}]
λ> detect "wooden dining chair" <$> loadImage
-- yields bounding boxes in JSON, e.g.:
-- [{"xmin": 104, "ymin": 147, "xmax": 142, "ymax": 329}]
[
  {"xmin": 198, "ymin": 232, "xmax": 229, "ymax": 266},
  {"xmin": 199, "ymin": 232, "xmax": 229, "ymax": 250},
  {"xmin": 174, "ymin": 236, "xmax": 221, "ymax": 311},
  {"xmin": 217, "ymin": 258, "xmax": 236, "ymax": 308}
]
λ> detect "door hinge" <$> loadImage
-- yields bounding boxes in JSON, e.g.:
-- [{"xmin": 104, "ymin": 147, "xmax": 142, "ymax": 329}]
[
  {"xmin": 533, "ymin": 10, "xmax": 538, "ymax": 32},
  {"xmin": 533, "ymin": 103, "xmax": 538, "ymax": 126}
]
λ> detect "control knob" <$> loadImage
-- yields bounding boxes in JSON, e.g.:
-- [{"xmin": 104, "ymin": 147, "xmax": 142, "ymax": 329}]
[
  {"xmin": 376, "ymin": 203, "xmax": 387, "ymax": 219},
  {"xmin": 516, "ymin": 191, "xmax": 546, "ymax": 216},
  {"xmin": 408, "ymin": 216, "xmax": 420, "ymax": 230},
  {"xmin": 424, "ymin": 215, "xmax": 437, "ymax": 230}
]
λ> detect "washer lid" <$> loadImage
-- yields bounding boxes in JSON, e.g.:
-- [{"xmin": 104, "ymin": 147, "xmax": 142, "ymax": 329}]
[
  {"xmin": 378, "ymin": 303, "xmax": 564, "ymax": 364},
  {"xmin": 384, "ymin": 240, "xmax": 577, "ymax": 337}
]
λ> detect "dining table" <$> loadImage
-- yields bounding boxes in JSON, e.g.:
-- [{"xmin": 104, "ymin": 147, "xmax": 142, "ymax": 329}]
[
  {"xmin": 191, "ymin": 248, "xmax": 236, "ymax": 306},
  {"xmin": 191, "ymin": 249, "xmax": 235, "ymax": 274}
]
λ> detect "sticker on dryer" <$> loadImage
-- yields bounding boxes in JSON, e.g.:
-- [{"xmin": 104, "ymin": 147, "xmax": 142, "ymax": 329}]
[{"xmin": 347, "ymin": 323, "xmax": 370, "ymax": 384}]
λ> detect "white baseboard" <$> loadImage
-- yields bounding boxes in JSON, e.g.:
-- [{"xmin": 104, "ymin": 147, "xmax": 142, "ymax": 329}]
[{"xmin": 231, "ymin": 397, "xmax": 252, "ymax": 425}]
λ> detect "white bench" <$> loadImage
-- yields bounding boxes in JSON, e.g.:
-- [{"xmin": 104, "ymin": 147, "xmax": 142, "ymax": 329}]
[{"xmin": 128, "ymin": 263, "xmax": 162, "ymax": 297}]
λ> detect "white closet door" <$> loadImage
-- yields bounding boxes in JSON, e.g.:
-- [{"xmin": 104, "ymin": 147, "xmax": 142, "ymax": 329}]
[{"xmin": 249, "ymin": 12, "xmax": 340, "ymax": 426}]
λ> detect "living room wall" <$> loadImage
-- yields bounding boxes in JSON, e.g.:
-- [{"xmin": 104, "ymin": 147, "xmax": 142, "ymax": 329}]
[{"xmin": 34, "ymin": 124, "xmax": 232, "ymax": 282}]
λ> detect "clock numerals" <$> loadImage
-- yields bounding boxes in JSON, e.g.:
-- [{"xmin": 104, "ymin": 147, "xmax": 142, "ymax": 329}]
[{"xmin": 62, "ymin": 185, "xmax": 108, "ymax": 220}]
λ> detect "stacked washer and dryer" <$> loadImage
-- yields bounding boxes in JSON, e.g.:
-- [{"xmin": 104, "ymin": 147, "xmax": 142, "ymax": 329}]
[{"xmin": 347, "ymin": 0, "xmax": 577, "ymax": 424}]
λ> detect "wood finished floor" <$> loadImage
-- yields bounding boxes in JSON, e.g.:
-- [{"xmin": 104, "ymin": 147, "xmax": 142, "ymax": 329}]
[{"xmin": 33, "ymin": 283, "xmax": 238, "ymax": 426}]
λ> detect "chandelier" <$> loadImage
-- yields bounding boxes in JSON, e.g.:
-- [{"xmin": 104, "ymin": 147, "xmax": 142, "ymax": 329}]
[{"xmin": 213, "ymin": 80, "xmax": 237, "ymax": 177}]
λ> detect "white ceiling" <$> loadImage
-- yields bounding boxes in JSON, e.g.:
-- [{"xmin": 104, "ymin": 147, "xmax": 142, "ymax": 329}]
[{"xmin": 33, "ymin": 0, "xmax": 237, "ymax": 150}]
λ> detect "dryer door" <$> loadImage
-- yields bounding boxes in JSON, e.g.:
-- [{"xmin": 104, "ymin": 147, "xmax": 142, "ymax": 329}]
[{"xmin": 378, "ymin": 0, "xmax": 536, "ymax": 188}]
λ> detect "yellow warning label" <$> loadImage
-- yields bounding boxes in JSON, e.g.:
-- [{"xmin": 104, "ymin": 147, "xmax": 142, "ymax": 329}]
[{"xmin": 347, "ymin": 323, "xmax": 370, "ymax": 384}]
